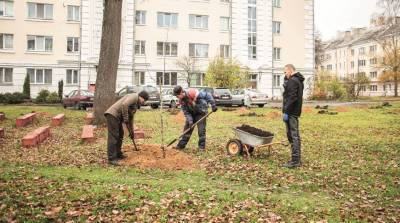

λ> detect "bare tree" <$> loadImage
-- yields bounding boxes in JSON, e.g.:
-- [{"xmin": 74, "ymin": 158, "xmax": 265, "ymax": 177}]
[
  {"xmin": 376, "ymin": 0, "xmax": 400, "ymax": 96},
  {"xmin": 176, "ymin": 56, "xmax": 198, "ymax": 87},
  {"xmin": 314, "ymin": 30, "xmax": 325, "ymax": 69},
  {"xmin": 343, "ymin": 73, "xmax": 371, "ymax": 100},
  {"xmin": 93, "ymin": 0, "xmax": 123, "ymax": 123}
]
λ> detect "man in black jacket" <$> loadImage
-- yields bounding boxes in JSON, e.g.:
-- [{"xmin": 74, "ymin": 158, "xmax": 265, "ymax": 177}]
[{"xmin": 282, "ymin": 64, "xmax": 304, "ymax": 168}]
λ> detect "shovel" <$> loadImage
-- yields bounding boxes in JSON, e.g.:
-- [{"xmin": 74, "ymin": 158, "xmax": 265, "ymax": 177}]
[
  {"xmin": 166, "ymin": 111, "xmax": 214, "ymax": 147},
  {"xmin": 125, "ymin": 123, "xmax": 139, "ymax": 151}
]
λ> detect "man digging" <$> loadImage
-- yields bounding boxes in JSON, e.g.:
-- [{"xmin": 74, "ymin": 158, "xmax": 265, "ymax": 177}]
[
  {"xmin": 282, "ymin": 64, "xmax": 304, "ymax": 168},
  {"xmin": 104, "ymin": 91, "xmax": 149, "ymax": 166},
  {"xmin": 173, "ymin": 86, "xmax": 218, "ymax": 152}
]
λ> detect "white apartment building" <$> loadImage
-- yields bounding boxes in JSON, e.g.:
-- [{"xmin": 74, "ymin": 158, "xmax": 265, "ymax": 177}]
[
  {"xmin": 320, "ymin": 21, "xmax": 400, "ymax": 97},
  {"xmin": 0, "ymin": 0, "xmax": 315, "ymax": 98}
]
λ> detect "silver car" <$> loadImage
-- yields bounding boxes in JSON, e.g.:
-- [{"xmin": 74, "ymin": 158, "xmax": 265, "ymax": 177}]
[
  {"xmin": 160, "ymin": 88, "xmax": 178, "ymax": 108},
  {"xmin": 232, "ymin": 89, "xmax": 268, "ymax": 108}
]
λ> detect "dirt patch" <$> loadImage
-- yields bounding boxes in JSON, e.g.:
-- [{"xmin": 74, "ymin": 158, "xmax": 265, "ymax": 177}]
[
  {"xmin": 387, "ymin": 109, "xmax": 400, "ymax": 115},
  {"xmin": 265, "ymin": 111, "xmax": 281, "ymax": 120},
  {"xmin": 335, "ymin": 106, "xmax": 349, "ymax": 112},
  {"xmin": 239, "ymin": 112, "xmax": 263, "ymax": 117},
  {"xmin": 318, "ymin": 110, "xmax": 338, "ymax": 115},
  {"xmin": 222, "ymin": 107, "xmax": 236, "ymax": 112},
  {"xmin": 302, "ymin": 106, "xmax": 312, "ymax": 113},
  {"xmin": 174, "ymin": 111, "xmax": 185, "ymax": 123},
  {"xmin": 236, "ymin": 125, "xmax": 273, "ymax": 137},
  {"xmin": 236, "ymin": 107, "xmax": 250, "ymax": 115},
  {"xmin": 119, "ymin": 144, "xmax": 199, "ymax": 171},
  {"xmin": 168, "ymin": 108, "xmax": 180, "ymax": 115}
]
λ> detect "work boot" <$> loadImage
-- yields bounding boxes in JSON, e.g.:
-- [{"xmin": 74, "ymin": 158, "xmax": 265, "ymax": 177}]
[
  {"xmin": 173, "ymin": 146, "xmax": 185, "ymax": 150},
  {"xmin": 117, "ymin": 153, "xmax": 127, "ymax": 160},
  {"xmin": 198, "ymin": 148, "xmax": 206, "ymax": 153},
  {"xmin": 282, "ymin": 160, "xmax": 301, "ymax": 169},
  {"xmin": 108, "ymin": 160, "xmax": 120, "ymax": 166}
]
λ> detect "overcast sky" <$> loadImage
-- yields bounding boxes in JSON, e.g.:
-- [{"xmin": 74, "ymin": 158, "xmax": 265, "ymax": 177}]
[{"xmin": 315, "ymin": 0, "xmax": 380, "ymax": 40}]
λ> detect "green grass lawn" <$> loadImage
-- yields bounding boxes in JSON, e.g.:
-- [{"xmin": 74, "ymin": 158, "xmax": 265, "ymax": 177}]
[{"xmin": 0, "ymin": 103, "xmax": 399, "ymax": 222}]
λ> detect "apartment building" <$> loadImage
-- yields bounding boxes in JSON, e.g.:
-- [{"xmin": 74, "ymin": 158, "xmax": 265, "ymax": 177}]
[
  {"xmin": 0, "ymin": 0, "xmax": 315, "ymax": 98},
  {"xmin": 320, "ymin": 21, "xmax": 400, "ymax": 97}
]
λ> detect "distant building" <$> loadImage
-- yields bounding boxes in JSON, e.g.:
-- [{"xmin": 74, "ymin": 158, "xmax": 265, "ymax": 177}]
[
  {"xmin": 1, "ymin": 0, "xmax": 315, "ymax": 98},
  {"xmin": 319, "ymin": 17, "xmax": 400, "ymax": 97}
]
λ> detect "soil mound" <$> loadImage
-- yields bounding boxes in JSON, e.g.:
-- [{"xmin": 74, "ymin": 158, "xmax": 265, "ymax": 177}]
[
  {"xmin": 239, "ymin": 112, "xmax": 263, "ymax": 117},
  {"xmin": 236, "ymin": 125, "xmax": 273, "ymax": 137},
  {"xmin": 119, "ymin": 144, "xmax": 198, "ymax": 170},
  {"xmin": 265, "ymin": 111, "xmax": 281, "ymax": 120}
]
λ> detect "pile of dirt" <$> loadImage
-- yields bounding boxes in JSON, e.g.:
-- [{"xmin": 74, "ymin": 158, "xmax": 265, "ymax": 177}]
[
  {"xmin": 302, "ymin": 106, "xmax": 313, "ymax": 113},
  {"xmin": 335, "ymin": 106, "xmax": 349, "ymax": 112},
  {"xmin": 119, "ymin": 144, "xmax": 199, "ymax": 170},
  {"xmin": 236, "ymin": 125, "xmax": 273, "ymax": 137},
  {"xmin": 236, "ymin": 107, "xmax": 250, "ymax": 115},
  {"xmin": 265, "ymin": 111, "xmax": 281, "ymax": 120},
  {"xmin": 239, "ymin": 112, "xmax": 263, "ymax": 117},
  {"xmin": 387, "ymin": 109, "xmax": 400, "ymax": 115},
  {"xmin": 382, "ymin": 102, "xmax": 392, "ymax": 107},
  {"xmin": 318, "ymin": 110, "xmax": 338, "ymax": 115},
  {"xmin": 174, "ymin": 111, "xmax": 185, "ymax": 123},
  {"xmin": 168, "ymin": 108, "xmax": 180, "ymax": 115},
  {"xmin": 315, "ymin": 105, "xmax": 329, "ymax": 109},
  {"xmin": 222, "ymin": 107, "xmax": 236, "ymax": 112}
]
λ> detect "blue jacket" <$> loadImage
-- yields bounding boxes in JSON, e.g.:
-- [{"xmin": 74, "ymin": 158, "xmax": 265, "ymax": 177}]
[{"xmin": 180, "ymin": 89, "xmax": 216, "ymax": 123}]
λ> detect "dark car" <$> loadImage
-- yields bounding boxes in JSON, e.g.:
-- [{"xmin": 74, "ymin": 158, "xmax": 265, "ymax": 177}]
[
  {"xmin": 196, "ymin": 87, "xmax": 232, "ymax": 106},
  {"xmin": 62, "ymin": 90, "xmax": 94, "ymax": 110},
  {"xmin": 116, "ymin": 85, "xmax": 160, "ymax": 109}
]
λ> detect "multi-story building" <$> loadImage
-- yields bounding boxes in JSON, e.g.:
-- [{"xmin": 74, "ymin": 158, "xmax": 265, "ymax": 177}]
[
  {"xmin": 0, "ymin": 0, "xmax": 315, "ymax": 99},
  {"xmin": 320, "ymin": 19, "xmax": 400, "ymax": 97}
]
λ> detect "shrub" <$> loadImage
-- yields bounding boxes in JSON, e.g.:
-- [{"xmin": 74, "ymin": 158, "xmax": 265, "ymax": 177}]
[
  {"xmin": 35, "ymin": 89, "xmax": 50, "ymax": 103},
  {"xmin": 47, "ymin": 92, "xmax": 60, "ymax": 103},
  {"xmin": 0, "ymin": 92, "xmax": 25, "ymax": 104},
  {"xmin": 328, "ymin": 78, "xmax": 347, "ymax": 100},
  {"xmin": 58, "ymin": 80, "xmax": 63, "ymax": 100},
  {"xmin": 23, "ymin": 74, "xmax": 31, "ymax": 99}
]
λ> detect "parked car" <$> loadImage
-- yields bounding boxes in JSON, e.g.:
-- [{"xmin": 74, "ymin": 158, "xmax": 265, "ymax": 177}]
[
  {"xmin": 196, "ymin": 87, "xmax": 233, "ymax": 106},
  {"xmin": 161, "ymin": 88, "xmax": 178, "ymax": 108},
  {"xmin": 116, "ymin": 85, "xmax": 160, "ymax": 109},
  {"xmin": 62, "ymin": 90, "xmax": 94, "ymax": 110},
  {"xmin": 232, "ymin": 89, "xmax": 268, "ymax": 108}
]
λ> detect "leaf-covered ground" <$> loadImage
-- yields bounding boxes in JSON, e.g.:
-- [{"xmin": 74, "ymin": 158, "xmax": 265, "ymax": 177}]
[{"xmin": 0, "ymin": 103, "xmax": 399, "ymax": 222}]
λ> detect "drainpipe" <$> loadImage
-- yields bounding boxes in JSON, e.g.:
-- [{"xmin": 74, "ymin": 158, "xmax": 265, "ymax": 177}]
[
  {"xmin": 78, "ymin": 0, "xmax": 83, "ymax": 91},
  {"xmin": 229, "ymin": 0, "xmax": 232, "ymax": 59},
  {"xmin": 271, "ymin": 1, "xmax": 274, "ymax": 99},
  {"xmin": 132, "ymin": 0, "xmax": 136, "ymax": 85}
]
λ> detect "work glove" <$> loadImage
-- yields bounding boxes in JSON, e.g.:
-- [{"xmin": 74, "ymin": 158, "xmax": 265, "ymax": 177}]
[
  {"xmin": 212, "ymin": 105, "xmax": 218, "ymax": 112},
  {"xmin": 283, "ymin": 113, "xmax": 289, "ymax": 122}
]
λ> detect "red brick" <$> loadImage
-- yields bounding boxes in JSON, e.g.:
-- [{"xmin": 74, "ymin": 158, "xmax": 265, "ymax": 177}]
[
  {"xmin": 22, "ymin": 126, "xmax": 50, "ymax": 148},
  {"xmin": 81, "ymin": 125, "xmax": 95, "ymax": 142},
  {"xmin": 0, "ymin": 113, "xmax": 5, "ymax": 121},
  {"xmin": 134, "ymin": 130, "xmax": 145, "ymax": 139},
  {"xmin": 52, "ymin": 114, "xmax": 65, "ymax": 126},
  {"xmin": 85, "ymin": 113, "xmax": 94, "ymax": 124},
  {"xmin": 0, "ymin": 128, "xmax": 4, "ymax": 138},
  {"xmin": 16, "ymin": 113, "xmax": 36, "ymax": 127}
]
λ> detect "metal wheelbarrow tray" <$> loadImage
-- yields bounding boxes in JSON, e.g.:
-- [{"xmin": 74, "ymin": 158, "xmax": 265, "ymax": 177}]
[{"xmin": 233, "ymin": 127, "xmax": 274, "ymax": 147}]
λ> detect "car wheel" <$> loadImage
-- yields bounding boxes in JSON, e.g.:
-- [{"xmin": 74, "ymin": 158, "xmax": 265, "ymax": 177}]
[
  {"xmin": 258, "ymin": 104, "xmax": 265, "ymax": 108},
  {"xmin": 151, "ymin": 104, "xmax": 159, "ymax": 109},
  {"xmin": 73, "ymin": 103, "xmax": 79, "ymax": 110},
  {"xmin": 170, "ymin": 100, "xmax": 177, "ymax": 108}
]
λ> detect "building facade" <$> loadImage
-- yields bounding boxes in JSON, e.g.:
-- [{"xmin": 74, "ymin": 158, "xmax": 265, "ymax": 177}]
[
  {"xmin": 0, "ymin": 0, "xmax": 315, "ymax": 98},
  {"xmin": 320, "ymin": 22, "xmax": 399, "ymax": 97}
]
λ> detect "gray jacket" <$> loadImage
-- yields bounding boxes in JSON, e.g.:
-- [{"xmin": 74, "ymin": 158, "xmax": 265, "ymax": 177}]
[{"xmin": 105, "ymin": 93, "xmax": 138, "ymax": 123}]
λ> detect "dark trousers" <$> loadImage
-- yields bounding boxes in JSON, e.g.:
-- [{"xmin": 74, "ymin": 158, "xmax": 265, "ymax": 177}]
[
  {"xmin": 177, "ymin": 113, "xmax": 207, "ymax": 150},
  {"xmin": 105, "ymin": 114, "xmax": 124, "ymax": 161},
  {"xmin": 285, "ymin": 115, "xmax": 301, "ymax": 163}
]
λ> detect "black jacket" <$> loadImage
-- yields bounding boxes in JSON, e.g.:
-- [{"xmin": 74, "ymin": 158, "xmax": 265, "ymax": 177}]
[{"xmin": 283, "ymin": 72, "xmax": 305, "ymax": 117}]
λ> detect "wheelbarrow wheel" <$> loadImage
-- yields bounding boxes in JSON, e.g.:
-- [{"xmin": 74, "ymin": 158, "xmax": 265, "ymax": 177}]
[{"xmin": 226, "ymin": 139, "xmax": 243, "ymax": 156}]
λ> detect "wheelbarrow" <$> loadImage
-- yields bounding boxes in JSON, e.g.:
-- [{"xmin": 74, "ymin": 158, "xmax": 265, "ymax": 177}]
[{"xmin": 226, "ymin": 127, "xmax": 288, "ymax": 157}]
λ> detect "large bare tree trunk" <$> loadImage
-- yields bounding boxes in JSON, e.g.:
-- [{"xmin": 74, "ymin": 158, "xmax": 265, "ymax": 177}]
[
  {"xmin": 394, "ymin": 67, "xmax": 398, "ymax": 97},
  {"xmin": 94, "ymin": 0, "xmax": 123, "ymax": 124}
]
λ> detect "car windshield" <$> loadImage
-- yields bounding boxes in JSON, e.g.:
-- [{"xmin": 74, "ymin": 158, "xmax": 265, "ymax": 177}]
[
  {"xmin": 81, "ymin": 91, "xmax": 94, "ymax": 96},
  {"xmin": 161, "ymin": 89, "xmax": 171, "ymax": 94},
  {"xmin": 214, "ymin": 88, "xmax": 231, "ymax": 94}
]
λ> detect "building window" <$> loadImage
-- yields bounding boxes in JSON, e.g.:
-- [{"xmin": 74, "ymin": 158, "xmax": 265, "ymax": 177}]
[
  {"xmin": 67, "ymin": 5, "xmax": 80, "ymax": 21},
  {"xmin": 157, "ymin": 42, "xmax": 177, "ymax": 56},
  {"xmin": 189, "ymin": 43, "xmax": 209, "ymax": 58},
  {"xmin": 27, "ymin": 2, "xmax": 53, "ymax": 20},
  {"xmin": 27, "ymin": 35, "xmax": 53, "ymax": 52},
  {"xmin": 0, "ymin": 33, "xmax": 13, "ymax": 50},
  {"xmin": 220, "ymin": 17, "xmax": 230, "ymax": 31},
  {"xmin": 272, "ymin": 0, "xmax": 281, "ymax": 7},
  {"xmin": 189, "ymin": 14, "xmax": 208, "ymax": 29},
  {"xmin": 134, "ymin": 71, "xmax": 145, "ymax": 85},
  {"xmin": 157, "ymin": 12, "xmax": 178, "ymax": 28},
  {"xmin": 369, "ymin": 45, "xmax": 377, "ymax": 54},
  {"xmin": 67, "ymin": 37, "xmax": 79, "ymax": 53},
  {"xmin": 272, "ymin": 21, "xmax": 281, "ymax": 34},
  {"xmin": 370, "ymin": 71, "xmax": 377, "ymax": 79},
  {"xmin": 351, "ymin": 49, "xmax": 354, "ymax": 56},
  {"xmin": 370, "ymin": 85, "xmax": 377, "ymax": 91},
  {"xmin": 359, "ymin": 85, "xmax": 366, "ymax": 91},
  {"xmin": 273, "ymin": 47, "xmax": 281, "ymax": 60},
  {"xmin": 135, "ymin": 10, "xmax": 146, "ymax": 25},
  {"xmin": 350, "ymin": 61, "xmax": 354, "ymax": 68},
  {"xmin": 358, "ymin": 47, "xmax": 365, "ymax": 55},
  {"xmin": 0, "ymin": 0, "xmax": 13, "ymax": 17},
  {"xmin": 220, "ymin": 45, "xmax": 230, "ymax": 58},
  {"xmin": 273, "ymin": 74, "xmax": 280, "ymax": 87},
  {"xmin": 27, "ymin": 68, "xmax": 52, "ymax": 84},
  {"xmin": 0, "ymin": 67, "xmax": 12, "ymax": 84},
  {"xmin": 248, "ymin": 3, "xmax": 257, "ymax": 59},
  {"xmin": 370, "ymin": 58, "xmax": 377, "ymax": 65},
  {"xmin": 156, "ymin": 72, "xmax": 177, "ymax": 86},
  {"xmin": 190, "ymin": 73, "xmax": 204, "ymax": 86},
  {"xmin": 358, "ymin": 59, "xmax": 366, "ymax": 67},
  {"xmin": 66, "ymin": 69, "xmax": 78, "ymax": 85},
  {"xmin": 135, "ymin": 40, "xmax": 145, "ymax": 55},
  {"xmin": 326, "ymin": 54, "xmax": 331, "ymax": 60},
  {"xmin": 327, "ymin": 65, "xmax": 332, "ymax": 70},
  {"xmin": 220, "ymin": 0, "xmax": 230, "ymax": 2}
]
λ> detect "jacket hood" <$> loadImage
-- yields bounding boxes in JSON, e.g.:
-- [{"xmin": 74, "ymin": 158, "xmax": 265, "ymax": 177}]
[{"xmin": 292, "ymin": 72, "xmax": 305, "ymax": 83}]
